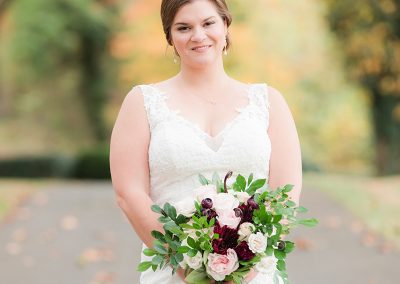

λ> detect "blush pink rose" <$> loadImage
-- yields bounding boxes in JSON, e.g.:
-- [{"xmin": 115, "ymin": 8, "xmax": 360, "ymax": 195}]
[
  {"xmin": 206, "ymin": 249, "xmax": 239, "ymax": 281},
  {"xmin": 213, "ymin": 193, "xmax": 239, "ymax": 215},
  {"xmin": 217, "ymin": 209, "xmax": 241, "ymax": 229}
]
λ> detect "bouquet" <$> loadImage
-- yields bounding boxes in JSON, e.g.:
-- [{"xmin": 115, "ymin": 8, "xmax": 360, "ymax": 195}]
[{"xmin": 138, "ymin": 171, "xmax": 318, "ymax": 284}]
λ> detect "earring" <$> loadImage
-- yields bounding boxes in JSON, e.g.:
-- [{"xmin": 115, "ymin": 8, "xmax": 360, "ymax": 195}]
[
  {"xmin": 172, "ymin": 45, "xmax": 178, "ymax": 64},
  {"xmin": 223, "ymin": 38, "xmax": 228, "ymax": 55}
]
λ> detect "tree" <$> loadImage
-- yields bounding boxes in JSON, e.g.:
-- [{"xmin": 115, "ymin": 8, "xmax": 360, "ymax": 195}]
[
  {"xmin": 10, "ymin": 0, "xmax": 118, "ymax": 141},
  {"xmin": 324, "ymin": 0, "xmax": 400, "ymax": 175}
]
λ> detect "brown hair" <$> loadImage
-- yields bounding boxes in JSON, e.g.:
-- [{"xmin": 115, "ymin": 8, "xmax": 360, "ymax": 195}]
[{"xmin": 161, "ymin": 0, "xmax": 232, "ymax": 50}]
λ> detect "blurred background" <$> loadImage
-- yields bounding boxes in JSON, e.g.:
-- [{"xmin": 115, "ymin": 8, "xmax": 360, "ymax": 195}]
[{"xmin": 0, "ymin": 0, "xmax": 399, "ymax": 283}]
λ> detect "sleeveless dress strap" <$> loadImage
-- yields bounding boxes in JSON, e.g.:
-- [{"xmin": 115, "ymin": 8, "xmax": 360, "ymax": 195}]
[
  {"xmin": 135, "ymin": 84, "xmax": 170, "ymax": 132},
  {"xmin": 248, "ymin": 83, "xmax": 270, "ymax": 128}
]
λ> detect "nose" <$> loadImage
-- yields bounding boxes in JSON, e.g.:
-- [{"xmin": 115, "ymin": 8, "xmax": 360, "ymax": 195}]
[{"xmin": 191, "ymin": 27, "xmax": 207, "ymax": 42}]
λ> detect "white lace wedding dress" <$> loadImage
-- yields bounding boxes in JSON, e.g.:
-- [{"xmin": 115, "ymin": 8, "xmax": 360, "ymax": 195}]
[{"xmin": 137, "ymin": 83, "xmax": 284, "ymax": 284}]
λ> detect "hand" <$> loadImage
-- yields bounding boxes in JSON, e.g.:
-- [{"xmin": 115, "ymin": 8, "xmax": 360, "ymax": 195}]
[{"xmin": 177, "ymin": 267, "xmax": 187, "ymax": 284}]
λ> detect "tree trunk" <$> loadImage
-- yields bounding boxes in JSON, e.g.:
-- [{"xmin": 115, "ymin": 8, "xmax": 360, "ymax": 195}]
[{"xmin": 371, "ymin": 86, "xmax": 400, "ymax": 175}]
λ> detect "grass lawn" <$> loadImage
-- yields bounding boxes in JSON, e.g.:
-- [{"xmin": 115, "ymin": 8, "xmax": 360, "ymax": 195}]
[{"xmin": 303, "ymin": 172, "xmax": 400, "ymax": 248}]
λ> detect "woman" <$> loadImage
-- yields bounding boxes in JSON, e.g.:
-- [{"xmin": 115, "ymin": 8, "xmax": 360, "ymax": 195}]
[{"xmin": 109, "ymin": 0, "xmax": 302, "ymax": 283}]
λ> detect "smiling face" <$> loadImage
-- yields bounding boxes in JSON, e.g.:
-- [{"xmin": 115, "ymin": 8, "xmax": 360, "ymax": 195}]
[{"xmin": 170, "ymin": 0, "xmax": 228, "ymax": 67}]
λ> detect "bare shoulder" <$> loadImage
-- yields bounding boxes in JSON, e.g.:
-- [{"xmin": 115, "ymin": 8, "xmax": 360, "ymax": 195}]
[
  {"xmin": 266, "ymin": 85, "xmax": 298, "ymax": 134},
  {"xmin": 110, "ymin": 85, "xmax": 150, "ymax": 150}
]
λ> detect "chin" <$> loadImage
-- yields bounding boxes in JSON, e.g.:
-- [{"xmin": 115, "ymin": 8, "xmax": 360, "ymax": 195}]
[{"xmin": 185, "ymin": 55, "xmax": 220, "ymax": 68}]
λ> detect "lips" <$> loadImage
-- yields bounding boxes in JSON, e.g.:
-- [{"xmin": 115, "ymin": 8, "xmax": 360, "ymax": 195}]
[{"xmin": 191, "ymin": 45, "xmax": 212, "ymax": 51}]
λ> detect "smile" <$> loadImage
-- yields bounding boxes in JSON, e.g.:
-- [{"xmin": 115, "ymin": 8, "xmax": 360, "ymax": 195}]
[{"xmin": 191, "ymin": 45, "xmax": 212, "ymax": 52}]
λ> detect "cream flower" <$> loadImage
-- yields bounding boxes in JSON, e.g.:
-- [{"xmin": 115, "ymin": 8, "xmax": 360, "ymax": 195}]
[
  {"xmin": 238, "ymin": 222, "xmax": 255, "ymax": 241},
  {"xmin": 255, "ymin": 255, "xmax": 278, "ymax": 275},
  {"xmin": 248, "ymin": 232, "xmax": 267, "ymax": 253}
]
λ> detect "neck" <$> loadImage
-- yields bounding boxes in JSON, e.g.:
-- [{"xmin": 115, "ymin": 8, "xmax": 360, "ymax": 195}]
[{"xmin": 175, "ymin": 57, "xmax": 231, "ymax": 90}]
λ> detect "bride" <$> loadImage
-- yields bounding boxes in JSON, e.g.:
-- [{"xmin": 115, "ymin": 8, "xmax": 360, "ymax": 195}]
[{"xmin": 109, "ymin": 0, "xmax": 302, "ymax": 283}]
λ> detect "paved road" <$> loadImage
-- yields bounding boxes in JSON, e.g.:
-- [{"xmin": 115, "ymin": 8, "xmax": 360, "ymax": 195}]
[{"xmin": 0, "ymin": 181, "xmax": 398, "ymax": 284}]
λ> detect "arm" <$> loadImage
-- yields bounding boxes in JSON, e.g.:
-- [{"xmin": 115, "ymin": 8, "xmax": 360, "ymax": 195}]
[
  {"xmin": 109, "ymin": 86, "xmax": 163, "ymax": 248},
  {"xmin": 110, "ymin": 87, "xmax": 189, "ymax": 283},
  {"xmin": 267, "ymin": 86, "xmax": 302, "ymax": 206}
]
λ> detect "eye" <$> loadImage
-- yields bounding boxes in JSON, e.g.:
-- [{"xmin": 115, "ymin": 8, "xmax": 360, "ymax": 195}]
[
  {"xmin": 177, "ymin": 26, "xmax": 190, "ymax": 32},
  {"xmin": 204, "ymin": 21, "xmax": 215, "ymax": 27}
]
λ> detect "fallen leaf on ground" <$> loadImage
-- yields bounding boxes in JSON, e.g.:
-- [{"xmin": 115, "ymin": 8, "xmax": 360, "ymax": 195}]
[
  {"xmin": 60, "ymin": 215, "xmax": 79, "ymax": 231},
  {"xmin": 33, "ymin": 192, "xmax": 49, "ymax": 206},
  {"xmin": 362, "ymin": 233, "xmax": 377, "ymax": 248},
  {"xmin": 12, "ymin": 228, "xmax": 28, "ymax": 242},
  {"xmin": 325, "ymin": 215, "xmax": 342, "ymax": 229},
  {"xmin": 294, "ymin": 237, "xmax": 313, "ymax": 251},
  {"xmin": 89, "ymin": 271, "xmax": 115, "ymax": 284},
  {"xmin": 5, "ymin": 242, "xmax": 22, "ymax": 255}
]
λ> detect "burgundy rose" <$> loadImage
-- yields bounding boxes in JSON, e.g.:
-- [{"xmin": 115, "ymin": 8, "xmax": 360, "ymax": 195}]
[
  {"xmin": 238, "ymin": 203, "xmax": 254, "ymax": 223},
  {"xmin": 212, "ymin": 223, "xmax": 239, "ymax": 255},
  {"xmin": 234, "ymin": 241, "xmax": 256, "ymax": 261}
]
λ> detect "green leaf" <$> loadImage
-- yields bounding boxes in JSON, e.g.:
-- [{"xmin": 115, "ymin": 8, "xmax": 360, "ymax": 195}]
[
  {"xmin": 187, "ymin": 236, "xmax": 197, "ymax": 249},
  {"xmin": 285, "ymin": 200, "xmax": 297, "ymax": 207},
  {"xmin": 175, "ymin": 252, "xmax": 184, "ymax": 263},
  {"xmin": 164, "ymin": 221, "xmax": 183, "ymax": 235},
  {"xmin": 185, "ymin": 269, "xmax": 209, "ymax": 284},
  {"xmin": 248, "ymin": 173, "xmax": 254, "ymax": 185},
  {"xmin": 151, "ymin": 254, "xmax": 164, "ymax": 265},
  {"xmin": 212, "ymin": 172, "xmax": 221, "ymax": 185},
  {"xmin": 170, "ymin": 254, "xmax": 179, "ymax": 267},
  {"xmin": 176, "ymin": 214, "xmax": 188, "ymax": 225},
  {"xmin": 282, "ymin": 184, "xmax": 293, "ymax": 193},
  {"xmin": 143, "ymin": 248, "xmax": 157, "ymax": 257},
  {"xmin": 235, "ymin": 174, "xmax": 246, "ymax": 191},
  {"xmin": 284, "ymin": 241, "xmax": 295, "ymax": 253},
  {"xmin": 158, "ymin": 216, "xmax": 170, "ymax": 223},
  {"xmin": 198, "ymin": 174, "xmax": 209, "ymax": 185},
  {"xmin": 137, "ymin": 261, "xmax": 152, "ymax": 272},
  {"xmin": 164, "ymin": 203, "xmax": 177, "ymax": 220},
  {"xmin": 247, "ymin": 178, "xmax": 266, "ymax": 194},
  {"xmin": 277, "ymin": 259, "xmax": 286, "ymax": 271},
  {"xmin": 154, "ymin": 242, "xmax": 168, "ymax": 255},
  {"xmin": 295, "ymin": 206, "xmax": 308, "ymax": 213},
  {"xmin": 151, "ymin": 204, "xmax": 162, "ymax": 214},
  {"xmin": 187, "ymin": 248, "xmax": 198, "ymax": 257},
  {"xmin": 274, "ymin": 249, "xmax": 286, "ymax": 260},
  {"xmin": 297, "ymin": 218, "xmax": 318, "ymax": 227},
  {"xmin": 177, "ymin": 246, "xmax": 190, "ymax": 253},
  {"xmin": 151, "ymin": 230, "xmax": 166, "ymax": 242}
]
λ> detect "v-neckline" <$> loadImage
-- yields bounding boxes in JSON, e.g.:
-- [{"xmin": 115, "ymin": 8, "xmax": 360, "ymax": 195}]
[{"xmin": 148, "ymin": 84, "xmax": 255, "ymax": 153}]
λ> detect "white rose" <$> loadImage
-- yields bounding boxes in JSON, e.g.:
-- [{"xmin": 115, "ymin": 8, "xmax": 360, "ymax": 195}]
[
  {"xmin": 235, "ymin": 191, "xmax": 251, "ymax": 204},
  {"xmin": 248, "ymin": 232, "xmax": 267, "ymax": 253},
  {"xmin": 174, "ymin": 197, "xmax": 196, "ymax": 217},
  {"xmin": 183, "ymin": 251, "xmax": 203, "ymax": 270},
  {"xmin": 213, "ymin": 193, "xmax": 239, "ymax": 215},
  {"xmin": 238, "ymin": 222, "xmax": 255, "ymax": 241},
  {"xmin": 193, "ymin": 184, "xmax": 217, "ymax": 202},
  {"xmin": 255, "ymin": 255, "xmax": 278, "ymax": 275}
]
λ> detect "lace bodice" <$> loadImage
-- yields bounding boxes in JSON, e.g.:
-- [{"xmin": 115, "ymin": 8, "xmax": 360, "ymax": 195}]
[{"xmin": 138, "ymin": 83, "xmax": 272, "ymax": 206}]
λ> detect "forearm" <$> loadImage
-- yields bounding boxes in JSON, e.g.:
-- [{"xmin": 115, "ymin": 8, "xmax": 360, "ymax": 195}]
[{"xmin": 116, "ymin": 189, "xmax": 163, "ymax": 248}]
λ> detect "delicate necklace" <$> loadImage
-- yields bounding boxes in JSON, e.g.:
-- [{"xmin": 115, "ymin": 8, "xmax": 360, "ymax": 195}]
[{"xmin": 189, "ymin": 91, "xmax": 219, "ymax": 106}]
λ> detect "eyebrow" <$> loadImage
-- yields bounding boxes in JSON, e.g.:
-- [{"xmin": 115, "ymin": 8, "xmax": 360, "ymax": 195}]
[{"xmin": 174, "ymin": 16, "xmax": 216, "ymax": 26}]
